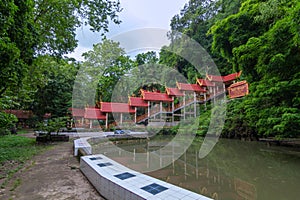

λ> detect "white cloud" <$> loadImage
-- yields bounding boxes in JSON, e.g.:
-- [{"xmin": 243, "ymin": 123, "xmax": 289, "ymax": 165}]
[{"xmin": 66, "ymin": 0, "xmax": 189, "ymax": 60}]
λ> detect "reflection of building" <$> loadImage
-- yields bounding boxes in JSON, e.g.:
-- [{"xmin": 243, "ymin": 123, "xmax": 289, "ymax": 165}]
[
  {"xmin": 94, "ymin": 140, "xmax": 257, "ymax": 200},
  {"xmin": 70, "ymin": 71, "xmax": 246, "ymax": 129},
  {"xmin": 234, "ymin": 178, "xmax": 257, "ymax": 200}
]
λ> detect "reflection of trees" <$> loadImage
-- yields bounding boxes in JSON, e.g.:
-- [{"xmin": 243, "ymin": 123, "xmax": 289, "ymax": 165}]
[
  {"xmin": 91, "ymin": 137, "xmax": 300, "ymax": 199},
  {"xmin": 186, "ymin": 139, "xmax": 300, "ymax": 199}
]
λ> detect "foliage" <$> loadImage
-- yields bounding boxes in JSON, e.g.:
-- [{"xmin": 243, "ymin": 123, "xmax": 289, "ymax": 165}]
[
  {"xmin": 135, "ymin": 51, "xmax": 159, "ymax": 66},
  {"xmin": 30, "ymin": 56, "xmax": 78, "ymax": 118},
  {"xmin": 162, "ymin": 0, "xmax": 241, "ymax": 78},
  {"xmin": 163, "ymin": 0, "xmax": 300, "ymax": 139},
  {"xmin": 0, "ymin": 112, "xmax": 18, "ymax": 135},
  {"xmin": 209, "ymin": 0, "xmax": 300, "ymax": 138},
  {"xmin": 196, "ymin": 105, "xmax": 212, "ymax": 136},
  {"xmin": 37, "ymin": 117, "xmax": 69, "ymax": 134},
  {"xmin": 0, "ymin": 0, "xmax": 35, "ymax": 98},
  {"xmin": 78, "ymin": 39, "xmax": 133, "ymax": 104},
  {"xmin": 0, "ymin": 0, "xmax": 122, "ymax": 116},
  {"xmin": 33, "ymin": 0, "xmax": 121, "ymax": 56}
]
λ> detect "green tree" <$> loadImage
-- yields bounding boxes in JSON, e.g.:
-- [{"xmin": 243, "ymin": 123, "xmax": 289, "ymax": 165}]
[
  {"xmin": 135, "ymin": 51, "xmax": 158, "ymax": 65},
  {"xmin": 77, "ymin": 39, "xmax": 133, "ymax": 104},
  {"xmin": 0, "ymin": 0, "xmax": 36, "ymax": 97},
  {"xmin": 0, "ymin": 0, "xmax": 122, "ymax": 129},
  {"xmin": 211, "ymin": 0, "xmax": 300, "ymax": 138},
  {"xmin": 0, "ymin": 0, "xmax": 122, "ymax": 102},
  {"xmin": 31, "ymin": 56, "xmax": 78, "ymax": 118},
  {"xmin": 33, "ymin": 0, "xmax": 122, "ymax": 56}
]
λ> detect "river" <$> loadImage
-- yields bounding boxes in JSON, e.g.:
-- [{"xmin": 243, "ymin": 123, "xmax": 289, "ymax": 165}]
[{"xmin": 91, "ymin": 136, "xmax": 300, "ymax": 200}]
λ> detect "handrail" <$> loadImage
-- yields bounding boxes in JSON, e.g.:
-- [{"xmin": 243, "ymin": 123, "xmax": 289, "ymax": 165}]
[{"xmin": 136, "ymin": 91, "xmax": 226, "ymax": 122}]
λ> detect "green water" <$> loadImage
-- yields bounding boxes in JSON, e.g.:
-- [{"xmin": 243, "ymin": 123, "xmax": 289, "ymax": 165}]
[{"xmin": 92, "ymin": 137, "xmax": 300, "ymax": 200}]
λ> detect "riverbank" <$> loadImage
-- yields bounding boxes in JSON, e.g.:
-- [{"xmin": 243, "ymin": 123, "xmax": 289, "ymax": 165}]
[{"xmin": 259, "ymin": 138, "xmax": 300, "ymax": 148}]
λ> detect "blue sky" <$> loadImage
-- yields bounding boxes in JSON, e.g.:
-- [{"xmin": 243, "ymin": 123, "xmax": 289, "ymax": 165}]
[{"xmin": 68, "ymin": 0, "xmax": 189, "ymax": 60}]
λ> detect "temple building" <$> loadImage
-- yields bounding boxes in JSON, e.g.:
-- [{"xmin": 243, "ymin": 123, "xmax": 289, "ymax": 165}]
[{"xmin": 70, "ymin": 72, "xmax": 245, "ymax": 129}]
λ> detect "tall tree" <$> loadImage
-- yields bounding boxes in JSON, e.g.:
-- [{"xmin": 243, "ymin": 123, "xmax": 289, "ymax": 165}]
[
  {"xmin": 162, "ymin": 0, "xmax": 241, "ymax": 78},
  {"xmin": 210, "ymin": 0, "xmax": 300, "ymax": 138},
  {"xmin": 33, "ymin": 0, "xmax": 122, "ymax": 56},
  {"xmin": 31, "ymin": 56, "xmax": 79, "ymax": 118},
  {"xmin": 0, "ymin": 0, "xmax": 36, "ymax": 97},
  {"xmin": 76, "ymin": 39, "xmax": 133, "ymax": 105},
  {"xmin": 0, "ymin": 0, "xmax": 122, "ymax": 98}
]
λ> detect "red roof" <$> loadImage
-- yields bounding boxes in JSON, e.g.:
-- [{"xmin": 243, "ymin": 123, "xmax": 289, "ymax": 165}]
[
  {"xmin": 196, "ymin": 79, "xmax": 215, "ymax": 87},
  {"xmin": 69, "ymin": 108, "xmax": 85, "ymax": 117},
  {"xmin": 129, "ymin": 97, "xmax": 148, "ymax": 107},
  {"xmin": 228, "ymin": 80, "xmax": 248, "ymax": 88},
  {"xmin": 84, "ymin": 108, "xmax": 106, "ymax": 120},
  {"xmin": 101, "ymin": 102, "xmax": 136, "ymax": 113},
  {"xmin": 3, "ymin": 110, "xmax": 33, "ymax": 119},
  {"xmin": 141, "ymin": 90, "xmax": 173, "ymax": 102},
  {"xmin": 166, "ymin": 88, "xmax": 184, "ymax": 96},
  {"xmin": 177, "ymin": 82, "xmax": 207, "ymax": 92},
  {"xmin": 206, "ymin": 71, "xmax": 242, "ymax": 83}
]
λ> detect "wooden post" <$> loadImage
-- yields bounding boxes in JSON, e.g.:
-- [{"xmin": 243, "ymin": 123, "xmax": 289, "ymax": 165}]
[
  {"xmin": 194, "ymin": 92, "xmax": 197, "ymax": 118},
  {"xmin": 183, "ymin": 91, "xmax": 186, "ymax": 120},
  {"xmin": 148, "ymin": 101, "xmax": 150, "ymax": 118},
  {"xmin": 214, "ymin": 87, "xmax": 216, "ymax": 104},
  {"xmin": 160, "ymin": 101, "xmax": 162, "ymax": 120},
  {"xmin": 172, "ymin": 97, "xmax": 174, "ymax": 122},
  {"xmin": 105, "ymin": 113, "xmax": 108, "ymax": 129},
  {"xmin": 120, "ymin": 113, "xmax": 123, "ymax": 125},
  {"xmin": 134, "ymin": 107, "xmax": 137, "ymax": 123},
  {"xmin": 204, "ymin": 93, "xmax": 207, "ymax": 110}
]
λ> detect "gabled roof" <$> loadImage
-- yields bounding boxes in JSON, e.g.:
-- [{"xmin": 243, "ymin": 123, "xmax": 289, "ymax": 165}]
[
  {"xmin": 206, "ymin": 71, "xmax": 242, "ymax": 83},
  {"xmin": 141, "ymin": 90, "xmax": 173, "ymax": 102},
  {"xmin": 128, "ymin": 97, "xmax": 148, "ymax": 107},
  {"xmin": 69, "ymin": 108, "xmax": 85, "ymax": 117},
  {"xmin": 176, "ymin": 82, "xmax": 207, "ymax": 92},
  {"xmin": 228, "ymin": 80, "xmax": 248, "ymax": 88},
  {"xmin": 101, "ymin": 102, "xmax": 136, "ymax": 113},
  {"xmin": 196, "ymin": 79, "xmax": 215, "ymax": 87},
  {"xmin": 84, "ymin": 108, "xmax": 106, "ymax": 120},
  {"xmin": 3, "ymin": 110, "xmax": 33, "ymax": 119},
  {"xmin": 166, "ymin": 88, "xmax": 184, "ymax": 96}
]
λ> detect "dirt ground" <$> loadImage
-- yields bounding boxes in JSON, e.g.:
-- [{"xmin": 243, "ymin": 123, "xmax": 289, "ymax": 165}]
[{"xmin": 0, "ymin": 140, "xmax": 105, "ymax": 200}]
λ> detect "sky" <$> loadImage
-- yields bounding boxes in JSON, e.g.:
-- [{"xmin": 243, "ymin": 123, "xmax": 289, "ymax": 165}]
[{"xmin": 68, "ymin": 0, "xmax": 190, "ymax": 60}]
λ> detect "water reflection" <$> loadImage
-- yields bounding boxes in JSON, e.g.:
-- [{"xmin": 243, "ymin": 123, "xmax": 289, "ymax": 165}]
[{"xmin": 91, "ymin": 137, "xmax": 300, "ymax": 200}]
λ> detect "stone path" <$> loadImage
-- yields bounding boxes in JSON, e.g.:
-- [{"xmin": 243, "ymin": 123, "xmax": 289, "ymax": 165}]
[{"xmin": 0, "ymin": 141, "xmax": 104, "ymax": 200}]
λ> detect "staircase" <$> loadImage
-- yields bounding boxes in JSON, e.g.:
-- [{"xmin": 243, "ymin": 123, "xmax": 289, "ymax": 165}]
[{"xmin": 136, "ymin": 91, "xmax": 226, "ymax": 124}]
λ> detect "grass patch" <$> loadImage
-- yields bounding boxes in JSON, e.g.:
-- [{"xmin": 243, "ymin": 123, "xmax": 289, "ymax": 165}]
[
  {"xmin": 0, "ymin": 135, "xmax": 46, "ymax": 164},
  {"xmin": 0, "ymin": 135, "xmax": 51, "ymax": 189},
  {"xmin": 16, "ymin": 128, "xmax": 32, "ymax": 135}
]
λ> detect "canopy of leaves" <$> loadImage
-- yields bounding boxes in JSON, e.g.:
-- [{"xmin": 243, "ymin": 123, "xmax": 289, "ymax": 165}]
[
  {"xmin": 76, "ymin": 39, "xmax": 133, "ymax": 105},
  {"xmin": 163, "ymin": 0, "xmax": 299, "ymax": 138},
  {"xmin": 0, "ymin": 0, "xmax": 121, "ymax": 126},
  {"xmin": 210, "ymin": 0, "xmax": 300, "ymax": 138}
]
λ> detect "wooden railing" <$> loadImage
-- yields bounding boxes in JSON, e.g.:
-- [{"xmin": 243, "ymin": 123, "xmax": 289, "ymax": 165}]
[{"xmin": 136, "ymin": 92, "xmax": 226, "ymax": 122}]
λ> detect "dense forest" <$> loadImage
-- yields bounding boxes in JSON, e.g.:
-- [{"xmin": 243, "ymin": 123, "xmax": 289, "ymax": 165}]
[
  {"xmin": 0, "ymin": 0, "xmax": 299, "ymax": 139},
  {"xmin": 163, "ymin": 0, "xmax": 300, "ymax": 139}
]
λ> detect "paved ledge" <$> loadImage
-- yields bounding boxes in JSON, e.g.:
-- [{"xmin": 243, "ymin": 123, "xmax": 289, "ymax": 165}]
[
  {"xmin": 74, "ymin": 138, "xmax": 92, "ymax": 156},
  {"xmin": 80, "ymin": 154, "xmax": 212, "ymax": 200}
]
